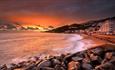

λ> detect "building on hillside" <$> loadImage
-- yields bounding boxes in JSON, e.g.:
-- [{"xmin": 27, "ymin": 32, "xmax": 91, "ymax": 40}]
[
  {"xmin": 98, "ymin": 19, "xmax": 115, "ymax": 34},
  {"xmin": 98, "ymin": 20, "xmax": 110, "ymax": 33},
  {"xmin": 109, "ymin": 18, "xmax": 115, "ymax": 33}
]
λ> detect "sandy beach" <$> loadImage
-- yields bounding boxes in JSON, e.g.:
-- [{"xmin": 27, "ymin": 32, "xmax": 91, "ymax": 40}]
[{"xmin": 0, "ymin": 31, "xmax": 108, "ymax": 65}]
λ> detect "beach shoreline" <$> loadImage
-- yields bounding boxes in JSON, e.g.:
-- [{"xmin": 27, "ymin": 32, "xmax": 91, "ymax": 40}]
[{"xmin": 0, "ymin": 44, "xmax": 114, "ymax": 70}]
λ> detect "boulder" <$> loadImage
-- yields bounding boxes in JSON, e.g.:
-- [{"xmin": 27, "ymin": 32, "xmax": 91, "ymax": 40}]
[
  {"xmin": 95, "ymin": 62, "xmax": 115, "ymax": 70},
  {"xmin": 82, "ymin": 63, "xmax": 93, "ymax": 70},
  {"xmin": 0, "ymin": 64, "xmax": 7, "ymax": 70},
  {"xmin": 72, "ymin": 56, "xmax": 83, "ymax": 62},
  {"xmin": 54, "ymin": 65, "xmax": 65, "ymax": 70},
  {"xmin": 91, "ymin": 47, "xmax": 104, "ymax": 55},
  {"xmin": 105, "ymin": 52, "xmax": 113, "ymax": 60},
  {"xmin": 51, "ymin": 59, "xmax": 61, "ymax": 67},
  {"xmin": 104, "ymin": 47, "xmax": 115, "ymax": 52},
  {"xmin": 24, "ymin": 63, "xmax": 36, "ymax": 70},
  {"xmin": 39, "ymin": 67, "xmax": 54, "ymax": 70},
  {"xmin": 89, "ymin": 53, "xmax": 102, "ymax": 66},
  {"xmin": 68, "ymin": 61, "xmax": 80, "ymax": 70},
  {"xmin": 36, "ymin": 60, "xmax": 51, "ymax": 70}
]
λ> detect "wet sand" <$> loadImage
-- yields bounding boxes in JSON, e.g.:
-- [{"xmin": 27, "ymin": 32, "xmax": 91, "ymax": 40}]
[{"xmin": 0, "ymin": 32, "xmax": 106, "ymax": 65}]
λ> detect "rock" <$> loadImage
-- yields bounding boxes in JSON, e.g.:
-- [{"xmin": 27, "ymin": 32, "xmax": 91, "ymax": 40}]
[
  {"xmin": 82, "ymin": 63, "xmax": 93, "ymax": 70},
  {"xmin": 68, "ymin": 61, "xmax": 80, "ymax": 70},
  {"xmin": 54, "ymin": 65, "xmax": 65, "ymax": 70},
  {"xmin": 45, "ymin": 55, "xmax": 54, "ymax": 60},
  {"xmin": 60, "ymin": 54, "xmax": 66, "ymax": 60},
  {"xmin": 74, "ymin": 51, "xmax": 86, "ymax": 58},
  {"xmin": 94, "ymin": 65, "xmax": 102, "ymax": 70},
  {"xmin": 62, "ymin": 54, "xmax": 72, "ymax": 66},
  {"xmin": 87, "ymin": 48, "xmax": 105, "ymax": 59},
  {"xmin": 0, "ymin": 64, "xmax": 7, "ymax": 70},
  {"xmin": 104, "ymin": 47, "xmax": 115, "ymax": 52},
  {"xmin": 51, "ymin": 59, "xmax": 61, "ymax": 66},
  {"xmin": 29, "ymin": 56, "xmax": 39, "ymax": 62},
  {"xmin": 24, "ymin": 63, "xmax": 36, "ymax": 70},
  {"xmin": 0, "ymin": 46, "xmax": 114, "ymax": 70},
  {"xmin": 90, "ymin": 54, "xmax": 98, "ymax": 61},
  {"xmin": 7, "ymin": 63, "xmax": 19, "ymax": 70},
  {"xmin": 17, "ymin": 61, "xmax": 28, "ymax": 68},
  {"xmin": 109, "ymin": 57, "xmax": 115, "ymax": 65},
  {"xmin": 82, "ymin": 58, "xmax": 90, "ymax": 64},
  {"xmin": 33, "ymin": 56, "xmax": 39, "ymax": 61},
  {"xmin": 39, "ymin": 67, "xmax": 54, "ymax": 70},
  {"xmin": 22, "ymin": 60, "xmax": 42, "ymax": 70},
  {"xmin": 84, "ymin": 52, "xmax": 91, "ymax": 63},
  {"xmin": 14, "ymin": 68, "xmax": 25, "ymax": 70},
  {"xmin": 102, "ymin": 52, "xmax": 113, "ymax": 64},
  {"xmin": 72, "ymin": 56, "xmax": 83, "ymax": 62},
  {"xmin": 95, "ymin": 62, "xmax": 115, "ymax": 70},
  {"xmin": 35, "ymin": 59, "xmax": 43, "ymax": 65},
  {"xmin": 36, "ymin": 60, "xmax": 51, "ymax": 70},
  {"xmin": 55, "ymin": 56, "xmax": 62, "ymax": 62},
  {"xmin": 105, "ymin": 52, "xmax": 113, "ymax": 60},
  {"xmin": 112, "ymin": 51, "xmax": 115, "ymax": 56},
  {"xmin": 91, "ymin": 47, "xmax": 104, "ymax": 55},
  {"xmin": 89, "ymin": 53, "xmax": 102, "ymax": 66}
]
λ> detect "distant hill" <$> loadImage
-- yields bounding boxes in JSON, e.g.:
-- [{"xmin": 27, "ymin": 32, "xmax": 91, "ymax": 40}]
[
  {"xmin": 0, "ymin": 19, "xmax": 24, "ymax": 30},
  {"xmin": 47, "ymin": 16, "xmax": 115, "ymax": 33}
]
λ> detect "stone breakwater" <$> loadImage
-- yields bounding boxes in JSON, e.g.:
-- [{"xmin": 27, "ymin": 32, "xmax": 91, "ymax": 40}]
[{"xmin": 0, "ymin": 45, "xmax": 115, "ymax": 70}]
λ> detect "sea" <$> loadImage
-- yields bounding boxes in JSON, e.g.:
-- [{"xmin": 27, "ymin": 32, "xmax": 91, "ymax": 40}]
[{"xmin": 0, "ymin": 31, "xmax": 104, "ymax": 65}]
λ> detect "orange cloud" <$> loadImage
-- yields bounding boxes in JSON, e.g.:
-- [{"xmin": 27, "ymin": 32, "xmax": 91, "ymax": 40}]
[
  {"xmin": 2, "ymin": 12, "xmax": 85, "ymax": 27},
  {"xmin": 7, "ymin": 15, "xmax": 64, "ymax": 27}
]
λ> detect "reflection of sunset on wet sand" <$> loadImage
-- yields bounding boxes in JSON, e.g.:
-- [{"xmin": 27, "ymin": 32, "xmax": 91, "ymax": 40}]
[{"xmin": 0, "ymin": 32, "xmax": 107, "ymax": 65}]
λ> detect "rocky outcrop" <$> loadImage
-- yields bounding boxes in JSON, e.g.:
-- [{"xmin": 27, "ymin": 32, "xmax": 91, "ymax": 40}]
[{"xmin": 0, "ymin": 46, "xmax": 115, "ymax": 70}]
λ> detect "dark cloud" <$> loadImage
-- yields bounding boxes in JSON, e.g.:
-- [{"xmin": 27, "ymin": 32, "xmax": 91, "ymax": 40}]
[{"xmin": 0, "ymin": 0, "xmax": 115, "ymax": 25}]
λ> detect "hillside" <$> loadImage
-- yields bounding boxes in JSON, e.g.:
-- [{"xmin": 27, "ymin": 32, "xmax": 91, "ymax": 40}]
[
  {"xmin": 47, "ymin": 16, "xmax": 115, "ymax": 33},
  {"xmin": 0, "ymin": 19, "xmax": 25, "ymax": 30}
]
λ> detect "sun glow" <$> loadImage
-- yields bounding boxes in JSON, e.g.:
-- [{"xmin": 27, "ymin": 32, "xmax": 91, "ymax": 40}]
[
  {"xmin": 8, "ymin": 15, "xmax": 62, "ymax": 27},
  {"xmin": 23, "ymin": 25, "xmax": 48, "ymax": 31},
  {"xmin": 4, "ymin": 13, "xmax": 85, "ymax": 27}
]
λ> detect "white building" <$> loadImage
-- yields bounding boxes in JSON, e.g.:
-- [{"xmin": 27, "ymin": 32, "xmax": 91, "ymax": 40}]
[{"xmin": 98, "ymin": 20, "xmax": 110, "ymax": 33}]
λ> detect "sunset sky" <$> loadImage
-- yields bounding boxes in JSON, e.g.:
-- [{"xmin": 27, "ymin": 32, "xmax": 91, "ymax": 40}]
[{"xmin": 0, "ymin": 0, "xmax": 115, "ymax": 27}]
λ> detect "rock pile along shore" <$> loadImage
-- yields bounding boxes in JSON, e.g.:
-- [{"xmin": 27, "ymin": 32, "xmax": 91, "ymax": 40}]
[{"xmin": 0, "ymin": 45, "xmax": 115, "ymax": 70}]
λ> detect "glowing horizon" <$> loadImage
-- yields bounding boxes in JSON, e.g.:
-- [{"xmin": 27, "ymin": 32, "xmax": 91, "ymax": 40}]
[
  {"xmin": 3, "ymin": 14, "xmax": 85, "ymax": 27},
  {"xmin": 0, "ymin": 0, "xmax": 115, "ymax": 27}
]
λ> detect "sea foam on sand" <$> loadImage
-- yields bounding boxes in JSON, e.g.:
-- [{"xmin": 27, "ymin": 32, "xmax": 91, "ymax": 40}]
[{"xmin": 9, "ymin": 34, "xmax": 101, "ymax": 64}]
